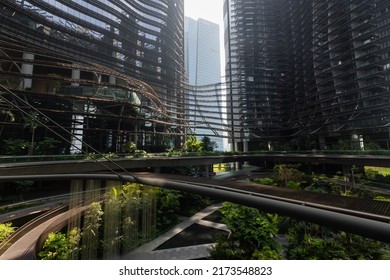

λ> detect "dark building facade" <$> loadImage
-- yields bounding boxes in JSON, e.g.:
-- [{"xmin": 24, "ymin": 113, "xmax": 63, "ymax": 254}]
[
  {"xmin": 225, "ymin": 0, "xmax": 390, "ymax": 151},
  {"xmin": 0, "ymin": 0, "xmax": 185, "ymax": 154}
]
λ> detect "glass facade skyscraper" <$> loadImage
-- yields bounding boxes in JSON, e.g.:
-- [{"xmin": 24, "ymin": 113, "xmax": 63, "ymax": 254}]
[
  {"xmin": 0, "ymin": 0, "xmax": 185, "ymax": 153},
  {"xmin": 225, "ymin": 0, "xmax": 390, "ymax": 151},
  {"xmin": 184, "ymin": 17, "xmax": 224, "ymax": 150}
]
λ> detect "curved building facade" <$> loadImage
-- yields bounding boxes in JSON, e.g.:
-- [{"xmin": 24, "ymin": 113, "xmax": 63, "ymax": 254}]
[
  {"xmin": 225, "ymin": 0, "xmax": 390, "ymax": 151},
  {"xmin": 0, "ymin": 0, "xmax": 185, "ymax": 153}
]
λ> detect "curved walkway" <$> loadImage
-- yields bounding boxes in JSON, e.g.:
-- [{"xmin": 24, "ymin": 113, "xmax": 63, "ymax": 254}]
[{"xmin": 0, "ymin": 213, "xmax": 66, "ymax": 260}]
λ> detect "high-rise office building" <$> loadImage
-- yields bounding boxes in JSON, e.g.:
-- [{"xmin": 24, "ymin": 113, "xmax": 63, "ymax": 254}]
[
  {"xmin": 184, "ymin": 17, "xmax": 224, "ymax": 150},
  {"xmin": 0, "ymin": 0, "xmax": 185, "ymax": 153},
  {"xmin": 224, "ymin": 0, "xmax": 390, "ymax": 151}
]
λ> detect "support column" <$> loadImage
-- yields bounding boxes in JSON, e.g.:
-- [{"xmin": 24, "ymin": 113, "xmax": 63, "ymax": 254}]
[
  {"xmin": 109, "ymin": 75, "xmax": 116, "ymax": 85},
  {"xmin": 71, "ymin": 69, "xmax": 80, "ymax": 86},
  {"xmin": 20, "ymin": 52, "xmax": 34, "ymax": 89},
  {"xmin": 204, "ymin": 165, "xmax": 210, "ymax": 178},
  {"xmin": 70, "ymin": 68, "xmax": 83, "ymax": 154},
  {"xmin": 351, "ymin": 133, "xmax": 363, "ymax": 150},
  {"xmin": 243, "ymin": 140, "xmax": 249, "ymax": 166}
]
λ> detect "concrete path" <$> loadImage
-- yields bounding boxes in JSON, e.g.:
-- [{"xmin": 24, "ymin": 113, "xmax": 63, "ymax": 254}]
[{"xmin": 124, "ymin": 203, "xmax": 229, "ymax": 260}]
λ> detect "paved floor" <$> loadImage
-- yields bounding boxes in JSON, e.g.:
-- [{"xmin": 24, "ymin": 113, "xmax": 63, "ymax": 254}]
[{"xmin": 123, "ymin": 203, "xmax": 229, "ymax": 260}]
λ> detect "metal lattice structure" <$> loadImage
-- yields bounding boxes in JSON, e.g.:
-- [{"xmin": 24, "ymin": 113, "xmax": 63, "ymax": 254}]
[{"xmin": 225, "ymin": 0, "xmax": 390, "ymax": 151}]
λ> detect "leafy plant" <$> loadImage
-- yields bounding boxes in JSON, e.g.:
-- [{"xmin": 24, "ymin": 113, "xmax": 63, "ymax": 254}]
[
  {"xmin": 2, "ymin": 138, "xmax": 29, "ymax": 155},
  {"xmin": 273, "ymin": 164, "xmax": 305, "ymax": 188},
  {"xmin": 201, "ymin": 136, "xmax": 218, "ymax": 152},
  {"xmin": 209, "ymin": 203, "xmax": 282, "ymax": 259},
  {"xmin": 36, "ymin": 137, "xmax": 61, "ymax": 154},
  {"xmin": 38, "ymin": 232, "xmax": 71, "ymax": 260},
  {"xmin": 184, "ymin": 135, "xmax": 202, "ymax": 152},
  {"xmin": 252, "ymin": 177, "xmax": 276, "ymax": 186},
  {"xmin": 0, "ymin": 223, "xmax": 15, "ymax": 243}
]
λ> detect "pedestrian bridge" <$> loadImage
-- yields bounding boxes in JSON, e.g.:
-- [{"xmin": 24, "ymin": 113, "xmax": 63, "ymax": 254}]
[{"xmin": 0, "ymin": 171, "xmax": 389, "ymax": 244}]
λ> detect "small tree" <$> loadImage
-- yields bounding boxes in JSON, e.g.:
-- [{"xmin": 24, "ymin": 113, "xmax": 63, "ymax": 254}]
[
  {"xmin": 184, "ymin": 135, "xmax": 202, "ymax": 152},
  {"xmin": 201, "ymin": 136, "xmax": 217, "ymax": 152},
  {"xmin": 38, "ymin": 232, "xmax": 71, "ymax": 260},
  {"xmin": 38, "ymin": 228, "xmax": 81, "ymax": 260},
  {"xmin": 209, "ymin": 203, "xmax": 282, "ymax": 259},
  {"xmin": 23, "ymin": 111, "xmax": 47, "ymax": 155},
  {"xmin": 273, "ymin": 164, "xmax": 305, "ymax": 188}
]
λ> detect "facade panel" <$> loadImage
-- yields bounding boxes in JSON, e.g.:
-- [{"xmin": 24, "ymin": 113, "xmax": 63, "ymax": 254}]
[
  {"xmin": 0, "ymin": 0, "xmax": 185, "ymax": 153},
  {"xmin": 225, "ymin": 0, "xmax": 390, "ymax": 151}
]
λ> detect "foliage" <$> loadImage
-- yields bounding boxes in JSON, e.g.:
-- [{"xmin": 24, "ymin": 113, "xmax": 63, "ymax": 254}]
[
  {"xmin": 209, "ymin": 203, "xmax": 282, "ymax": 259},
  {"xmin": 165, "ymin": 147, "xmax": 182, "ymax": 157},
  {"xmin": 286, "ymin": 220, "xmax": 387, "ymax": 260},
  {"xmin": 286, "ymin": 180, "xmax": 301, "ymax": 190},
  {"xmin": 83, "ymin": 202, "xmax": 104, "ymax": 237},
  {"xmin": 184, "ymin": 135, "xmax": 202, "ymax": 152},
  {"xmin": 252, "ymin": 246, "xmax": 282, "ymax": 260},
  {"xmin": 36, "ymin": 137, "xmax": 61, "ymax": 154},
  {"xmin": 209, "ymin": 234, "xmax": 246, "ymax": 260},
  {"xmin": 180, "ymin": 192, "xmax": 212, "ymax": 216},
  {"xmin": 2, "ymin": 138, "xmax": 29, "ymax": 155},
  {"xmin": 38, "ymin": 229, "xmax": 81, "ymax": 260},
  {"xmin": 251, "ymin": 177, "xmax": 276, "ymax": 186},
  {"xmin": 273, "ymin": 164, "xmax": 305, "ymax": 188},
  {"xmin": 123, "ymin": 141, "xmax": 137, "ymax": 153},
  {"xmin": 156, "ymin": 189, "xmax": 182, "ymax": 230},
  {"xmin": 103, "ymin": 152, "xmax": 118, "ymax": 159},
  {"xmin": 374, "ymin": 196, "xmax": 390, "ymax": 202},
  {"xmin": 123, "ymin": 141, "xmax": 147, "ymax": 157},
  {"xmin": 331, "ymin": 139, "xmax": 352, "ymax": 150},
  {"xmin": 304, "ymin": 173, "xmax": 331, "ymax": 193},
  {"xmin": 0, "ymin": 223, "xmax": 15, "ymax": 243},
  {"xmin": 132, "ymin": 149, "xmax": 148, "ymax": 158},
  {"xmin": 364, "ymin": 142, "xmax": 382, "ymax": 151},
  {"xmin": 23, "ymin": 111, "xmax": 47, "ymax": 155},
  {"xmin": 201, "ymin": 136, "xmax": 217, "ymax": 152},
  {"xmin": 67, "ymin": 228, "xmax": 82, "ymax": 259}
]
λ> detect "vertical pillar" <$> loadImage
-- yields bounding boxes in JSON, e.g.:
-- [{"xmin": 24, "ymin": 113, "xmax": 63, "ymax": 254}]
[
  {"xmin": 204, "ymin": 165, "xmax": 210, "ymax": 178},
  {"xmin": 351, "ymin": 133, "xmax": 362, "ymax": 150},
  {"xmin": 109, "ymin": 75, "xmax": 116, "ymax": 85},
  {"xmin": 243, "ymin": 141, "xmax": 249, "ymax": 166},
  {"xmin": 71, "ymin": 69, "xmax": 80, "ymax": 86},
  {"xmin": 20, "ymin": 52, "xmax": 34, "ymax": 89},
  {"xmin": 134, "ymin": 125, "xmax": 139, "ymax": 146}
]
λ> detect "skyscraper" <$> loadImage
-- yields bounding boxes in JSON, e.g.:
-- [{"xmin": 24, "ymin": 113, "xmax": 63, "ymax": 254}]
[
  {"xmin": 185, "ymin": 17, "xmax": 224, "ymax": 150},
  {"xmin": 0, "ymin": 0, "xmax": 185, "ymax": 153},
  {"xmin": 224, "ymin": 0, "xmax": 390, "ymax": 151}
]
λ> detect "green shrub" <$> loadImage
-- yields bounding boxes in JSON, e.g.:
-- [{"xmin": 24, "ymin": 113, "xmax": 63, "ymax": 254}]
[
  {"xmin": 0, "ymin": 223, "xmax": 15, "ymax": 243},
  {"xmin": 252, "ymin": 177, "xmax": 276, "ymax": 186}
]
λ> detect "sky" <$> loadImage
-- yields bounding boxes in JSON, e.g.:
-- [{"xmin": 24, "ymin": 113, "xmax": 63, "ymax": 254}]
[
  {"xmin": 184, "ymin": 0, "xmax": 224, "ymax": 26},
  {"xmin": 184, "ymin": 0, "xmax": 225, "ymax": 76}
]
